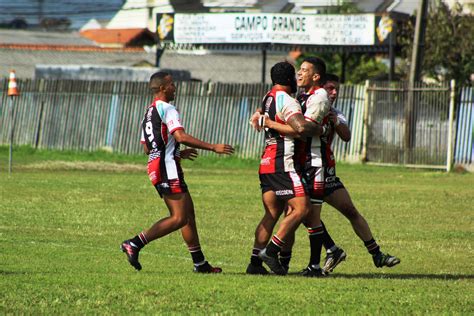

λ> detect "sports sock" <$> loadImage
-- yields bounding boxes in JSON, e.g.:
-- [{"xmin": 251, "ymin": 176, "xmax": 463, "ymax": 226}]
[
  {"xmin": 250, "ymin": 248, "xmax": 264, "ymax": 266},
  {"xmin": 364, "ymin": 238, "xmax": 381, "ymax": 256},
  {"xmin": 266, "ymin": 235, "xmax": 284, "ymax": 257},
  {"xmin": 188, "ymin": 245, "xmax": 206, "ymax": 266},
  {"xmin": 130, "ymin": 232, "xmax": 148, "ymax": 249},
  {"xmin": 320, "ymin": 221, "xmax": 336, "ymax": 251},
  {"xmin": 308, "ymin": 225, "xmax": 324, "ymax": 268},
  {"xmin": 279, "ymin": 251, "xmax": 292, "ymax": 269}
]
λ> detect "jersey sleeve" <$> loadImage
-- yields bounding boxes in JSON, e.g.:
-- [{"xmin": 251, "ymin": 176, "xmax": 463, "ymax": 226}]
[
  {"xmin": 164, "ymin": 106, "xmax": 184, "ymax": 134},
  {"xmin": 304, "ymin": 91, "xmax": 330, "ymax": 124},
  {"xmin": 276, "ymin": 92, "xmax": 302, "ymax": 122}
]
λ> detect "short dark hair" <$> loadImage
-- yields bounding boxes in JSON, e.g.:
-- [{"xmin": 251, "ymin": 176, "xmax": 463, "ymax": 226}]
[
  {"xmin": 270, "ymin": 61, "xmax": 295, "ymax": 86},
  {"xmin": 149, "ymin": 71, "xmax": 170, "ymax": 93},
  {"xmin": 325, "ymin": 73, "xmax": 340, "ymax": 83},
  {"xmin": 302, "ymin": 56, "xmax": 326, "ymax": 79}
]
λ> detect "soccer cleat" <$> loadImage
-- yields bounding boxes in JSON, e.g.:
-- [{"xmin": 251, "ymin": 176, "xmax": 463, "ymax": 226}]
[
  {"xmin": 246, "ymin": 263, "xmax": 269, "ymax": 275},
  {"xmin": 120, "ymin": 240, "xmax": 142, "ymax": 271},
  {"xmin": 258, "ymin": 248, "xmax": 287, "ymax": 275},
  {"xmin": 194, "ymin": 261, "xmax": 223, "ymax": 273},
  {"xmin": 373, "ymin": 253, "xmax": 400, "ymax": 268},
  {"xmin": 322, "ymin": 248, "xmax": 347, "ymax": 274},
  {"xmin": 300, "ymin": 266, "xmax": 326, "ymax": 278}
]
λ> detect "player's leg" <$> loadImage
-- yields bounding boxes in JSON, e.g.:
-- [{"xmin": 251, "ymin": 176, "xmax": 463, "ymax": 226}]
[
  {"xmin": 247, "ymin": 191, "xmax": 285, "ymax": 275},
  {"xmin": 259, "ymin": 194, "xmax": 308, "ymax": 275},
  {"xmin": 325, "ymin": 188, "xmax": 400, "ymax": 268},
  {"xmin": 121, "ymin": 192, "xmax": 188, "ymax": 271},
  {"xmin": 300, "ymin": 203, "xmax": 326, "ymax": 277},
  {"xmin": 180, "ymin": 192, "xmax": 222, "ymax": 273}
]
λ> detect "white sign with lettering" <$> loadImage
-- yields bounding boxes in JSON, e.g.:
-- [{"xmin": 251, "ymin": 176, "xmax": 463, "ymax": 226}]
[{"xmin": 172, "ymin": 13, "xmax": 375, "ymax": 45}]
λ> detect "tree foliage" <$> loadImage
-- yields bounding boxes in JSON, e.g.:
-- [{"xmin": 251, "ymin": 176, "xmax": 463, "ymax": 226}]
[{"xmin": 399, "ymin": 1, "xmax": 474, "ymax": 84}]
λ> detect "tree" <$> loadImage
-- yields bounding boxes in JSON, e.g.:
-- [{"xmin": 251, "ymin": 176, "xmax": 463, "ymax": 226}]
[{"xmin": 399, "ymin": 1, "xmax": 474, "ymax": 84}]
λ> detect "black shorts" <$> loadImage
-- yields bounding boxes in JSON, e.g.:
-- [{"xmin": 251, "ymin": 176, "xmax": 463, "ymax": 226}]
[
  {"xmin": 323, "ymin": 166, "xmax": 345, "ymax": 198},
  {"xmin": 260, "ymin": 171, "xmax": 306, "ymax": 201}
]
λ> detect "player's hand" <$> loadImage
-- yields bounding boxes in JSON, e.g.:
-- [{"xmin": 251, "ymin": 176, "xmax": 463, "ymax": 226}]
[
  {"xmin": 328, "ymin": 109, "xmax": 339, "ymax": 126},
  {"xmin": 212, "ymin": 144, "xmax": 234, "ymax": 155},
  {"xmin": 180, "ymin": 148, "xmax": 198, "ymax": 160},
  {"xmin": 249, "ymin": 110, "xmax": 263, "ymax": 132}
]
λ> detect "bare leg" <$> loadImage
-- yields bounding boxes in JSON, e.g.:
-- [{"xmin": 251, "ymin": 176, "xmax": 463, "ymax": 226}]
[
  {"xmin": 325, "ymin": 188, "xmax": 373, "ymax": 242},
  {"xmin": 143, "ymin": 193, "xmax": 189, "ymax": 242},
  {"xmin": 253, "ymin": 191, "xmax": 286, "ymax": 249}
]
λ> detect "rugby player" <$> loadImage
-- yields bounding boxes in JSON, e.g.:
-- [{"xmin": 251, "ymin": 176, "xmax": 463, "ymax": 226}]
[
  {"xmin": 121, "ymin": 72, "xmax": 234, "ymax": 272},
  {"xmin": 319, "ymin": 74, "xmax": 400, "ymax": 271},
  {"xmin": 265, "ymin": 70, "xmax": 400, "ymax": 273},
  {"xmin": 247, "ymin": 61, "xmax": 329, "ymax": 276}
]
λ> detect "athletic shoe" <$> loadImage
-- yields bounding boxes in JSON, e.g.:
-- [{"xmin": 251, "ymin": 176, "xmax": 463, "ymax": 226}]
[
  {"xmin": 300, "ymin": 266, "xmax": 326, "ymax": 278},
  {"xmin": 373, "ymin": 253, "xmax": 400, "ymax": 268},
  {"xmin": 258, "ymin": 248, "xmax": 287, "ymax": 275},
  {"xmin": 120, "ymin": 240, "xmax": 142, "ymax": 271},
  {"xmin": 194, "ymin": 261, "xmax": 222, "ymax": 273},
  {"xmin": 246, "ymin": 263, "xmax": 269, "ymax": 275},
  {"xmin": 281, "ymin": 264, "xmax": 289, "ymax": 274},
  {"xmin": 322, "ymin": 248, "xmax": 347, "ymax": 274}
]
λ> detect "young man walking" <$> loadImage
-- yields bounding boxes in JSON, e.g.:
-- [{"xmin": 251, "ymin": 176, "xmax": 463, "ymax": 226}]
[{"xmin": 121, "ymin": 72, "xmax": 234, "ymax": 272}]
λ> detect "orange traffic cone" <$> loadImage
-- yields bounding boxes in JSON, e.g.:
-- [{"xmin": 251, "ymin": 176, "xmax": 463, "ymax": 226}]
[{"xmin": 8, "ymin": 70, "xmax": 20, "ymax": 96}]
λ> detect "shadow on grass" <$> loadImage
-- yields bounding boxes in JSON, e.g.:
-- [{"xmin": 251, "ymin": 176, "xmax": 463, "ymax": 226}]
[
  {"xmin": 328, "ymin": 273, "xmax": 474, "ymax": 280},
  {"xmin": 227, "ymin": 271, "xmax": 474, "ymax": 280}
]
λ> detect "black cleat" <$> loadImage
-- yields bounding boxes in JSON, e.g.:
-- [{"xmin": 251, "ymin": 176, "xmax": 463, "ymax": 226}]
[
  {"xmin": 322, "ymin": 248, "xmax": 347, "ymax": 274},
  {"xmin": 373, "ymin": 253, "xmax": 400, "ymax": 268},
  {"xmin": 194, "ymin": 261, "xmax": 222, "ymax": 273},
  {"xmin": 300, "ymin": 266, "xmax": 326, "ymax": 278},
  {"xmin": 258, "ymin": 248, "xmax": 287, "ymax": 275},
  {"xmin": 246, "ymin": 263, "xmax": 269, "ymax": 275},
  {"xmin": 120, "ymin": 240, "xmax": 142, "ymax": 271}
]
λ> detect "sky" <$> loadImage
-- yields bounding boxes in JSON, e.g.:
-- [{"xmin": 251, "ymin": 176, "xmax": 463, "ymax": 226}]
[{"xmin": 0, "ymin": 0, "xmax": 125, "ymax": 29}]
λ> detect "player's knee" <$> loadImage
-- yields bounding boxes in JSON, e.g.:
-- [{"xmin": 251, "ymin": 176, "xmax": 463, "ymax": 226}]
[
  {"xmin": 341, "ymin": 205, "xmax": 359, "ymax": 221},
  {"xmin": 172, "ymin": 214, "xmax": 188, "ymax": 228}
]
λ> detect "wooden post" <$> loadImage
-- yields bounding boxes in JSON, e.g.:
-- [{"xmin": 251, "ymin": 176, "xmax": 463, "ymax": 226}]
[
  {"xmin": 447, "ymin": 79, "xmax": 456, "ymax": 172},
  {"xmin": 361, "ymin": 80, "xmax": 370, "ymax": 162}
]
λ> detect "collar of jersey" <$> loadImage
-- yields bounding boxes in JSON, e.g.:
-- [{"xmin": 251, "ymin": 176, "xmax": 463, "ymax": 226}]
[{"xmin": 305, "ymin": 86, "xmax": 323, "ymax": 95}]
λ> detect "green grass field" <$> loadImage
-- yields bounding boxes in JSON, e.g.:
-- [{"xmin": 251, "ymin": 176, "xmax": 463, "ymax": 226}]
[{"xmin": 1, "ymin": 146, "xmax": 473, "ymax": 314}]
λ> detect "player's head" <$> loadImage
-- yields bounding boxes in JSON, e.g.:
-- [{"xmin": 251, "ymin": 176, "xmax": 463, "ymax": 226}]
[
  {"xmin": 324, "ymin": 73, "xmax": 340, "ymax": 105},
  {"xmin": 149, "ymin": 71, "xmax": 176, "ymax": 101},
  {"xmin": 297, "ymin": 57, "xmax": 326, "ymax": 91},
  {"xmin": 270, "ymin": 61, "xmax": 297, "ymax": 93}
]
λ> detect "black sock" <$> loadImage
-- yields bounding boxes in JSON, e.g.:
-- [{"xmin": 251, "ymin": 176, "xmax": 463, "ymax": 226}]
[
  {"xmin": 364, "ymin": 238, "xmax": 381, "ymax": 256},
  {"xmin": 279, "ymin": 251, "xmax": 292, "ymax": 269},
  {"xmin": 308, "ymin": 226, "xmax": 324, "ymax": 268},
  {"xmin": 130, "ymin": 232, "xmax": 148, "ymax": 249},
  {"xmin": 250, "ymin": 248, "xmax": 264, "ymax": 266},
  {"xmin": 188, "ymin": 245, "xmax": 206, "ymax": 266},
  {"xmin": 321, "ymin": 221, "xmax": 336, "ymax": 251},
  {"xmin": 266, "ymin": 235, "xmax": 284, "ymax": 257}
]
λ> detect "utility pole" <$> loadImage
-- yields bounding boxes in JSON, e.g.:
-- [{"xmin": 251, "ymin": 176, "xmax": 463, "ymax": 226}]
[{"xmin": 405, "ymin": 0, "xmax": 428, "ymax": 163}]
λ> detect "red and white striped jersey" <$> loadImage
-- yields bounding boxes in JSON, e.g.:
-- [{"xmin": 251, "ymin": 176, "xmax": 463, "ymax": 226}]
[
  {"xmin": 259, "ymin": 87, "xmax": 303, "ymax": 174},
  {"xmin": 140, "ymin": 98, "xmax": 184, "ymax": 179},
  {"xmin": 297, "ymin": 87, "xmax": 331, "ymax": 167}
]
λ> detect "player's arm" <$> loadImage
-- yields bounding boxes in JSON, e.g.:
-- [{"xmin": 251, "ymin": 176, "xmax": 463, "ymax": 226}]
[
  {"xmin": 264, "ymin": 114, "xmax": 325, "ymax": 138},
  {"xmin": 142, "ymin": 143, "xmax": 150, "ymax": 155},
  {"xmin": 249, "ymin": 108, "xmax": 264, "ymax": 131},
  {"xmin": 328, "ymin": 110, "xmax": 351, "ymax": 142},
  {"xmin": 173, "ymin": 129, "xmax": 234, "ymax": 155}
]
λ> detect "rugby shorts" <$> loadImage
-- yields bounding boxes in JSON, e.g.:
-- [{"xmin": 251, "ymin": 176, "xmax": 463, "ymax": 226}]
[
  {"xmin": 303, "ymin": 166, "xmax": 325, "ymax": 205},
  {"xmin": 259, "ymin": 171, "xmax": 306, "ymax": 200},
  {"xmin": 323, "ymin": 166, "xmax": 345, "ymax": 198},
  {"xmin": 147, "ymin": 158, "xmax": 188, "ymax": 198}
]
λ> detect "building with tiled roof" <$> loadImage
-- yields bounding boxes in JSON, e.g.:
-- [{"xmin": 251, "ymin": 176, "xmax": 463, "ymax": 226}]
[{"xmin": 80, "ymin": 28, "xmax": 156, "ymax": 48}]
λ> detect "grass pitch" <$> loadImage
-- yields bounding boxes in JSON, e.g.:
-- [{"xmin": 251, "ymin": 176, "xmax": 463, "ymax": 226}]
[{"xmin": 1, "ymin": 147, "xmax": 473, "ymax": 314}]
